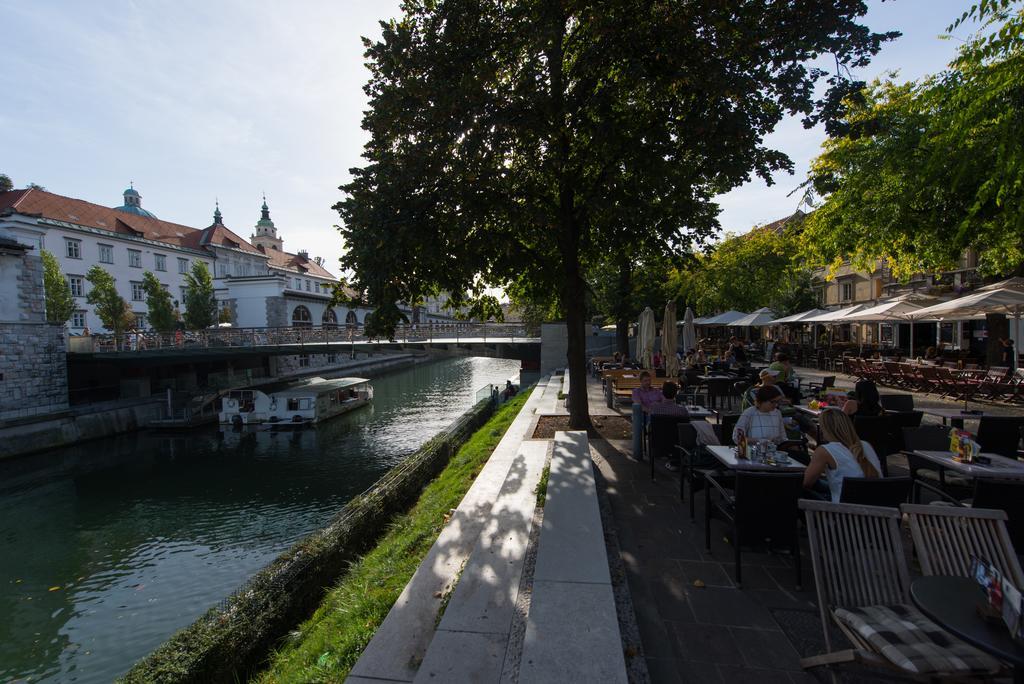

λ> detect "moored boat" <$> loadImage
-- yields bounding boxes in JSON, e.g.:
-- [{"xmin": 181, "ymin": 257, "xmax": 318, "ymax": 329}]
[{"xmin": 219, "ymin": 377, "xmax": 373, "ymax": 426}]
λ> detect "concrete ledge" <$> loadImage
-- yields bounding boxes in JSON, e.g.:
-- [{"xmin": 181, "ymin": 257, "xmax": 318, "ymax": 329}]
[
  {"xmin": 532, "ymin": 431, "xmax": 610, "ymax": 585},
  {"xmin": 519, "ymin": 430, "xmax": 627, "ymax": 684},
  {"xmin": 350, "ymin": 381, "xmax": 548, "ymax": 683}
]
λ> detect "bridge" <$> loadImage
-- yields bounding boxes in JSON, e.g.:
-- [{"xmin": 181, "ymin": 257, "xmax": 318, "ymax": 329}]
[{"xmin": 67, "ymin": 323, "xmax": 542, "ymax": 364}]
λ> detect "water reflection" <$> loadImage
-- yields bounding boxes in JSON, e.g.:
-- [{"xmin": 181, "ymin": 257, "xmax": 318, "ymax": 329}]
[{"xmin": 0, "ymin": 356, "xmax": 520, "ymax": 683}]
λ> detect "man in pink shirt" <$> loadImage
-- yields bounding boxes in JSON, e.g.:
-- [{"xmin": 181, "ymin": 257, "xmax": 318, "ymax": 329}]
[{"xmin": 631, "ymin": 371, "xmax": 664, "ymax": 457}]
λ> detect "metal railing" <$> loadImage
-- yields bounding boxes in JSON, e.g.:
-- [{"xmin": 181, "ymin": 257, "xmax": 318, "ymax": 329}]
[{"xmin": 71, "ymin": 322, "xmax": 541, "ymax": 354}]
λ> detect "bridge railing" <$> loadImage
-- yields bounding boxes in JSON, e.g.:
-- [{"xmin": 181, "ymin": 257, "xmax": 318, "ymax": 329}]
[{"xmin": 73, "ymin": 322, "xmax": 541, "ymax": 354}]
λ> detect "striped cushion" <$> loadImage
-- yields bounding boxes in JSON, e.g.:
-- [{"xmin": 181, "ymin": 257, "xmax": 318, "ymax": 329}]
[{"xmin": 834, "ymin": 604, "xmax": 1002, "ymax": 675}]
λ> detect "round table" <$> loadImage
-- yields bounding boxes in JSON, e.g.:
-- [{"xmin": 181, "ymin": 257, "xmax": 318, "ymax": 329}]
[{"xmin": 911, "ymin": 575, "xmax": 1024, "ymax": 681}]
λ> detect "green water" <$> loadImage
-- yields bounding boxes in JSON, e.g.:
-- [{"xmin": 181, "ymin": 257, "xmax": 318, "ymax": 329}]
[{"xmin": 0, "ymin": 356, "xmax": 521, "ymax": 684}]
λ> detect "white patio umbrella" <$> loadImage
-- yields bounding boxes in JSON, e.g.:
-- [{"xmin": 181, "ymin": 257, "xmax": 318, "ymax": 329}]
[
  {"xmin": 846, "ymin": 293, "xmax": 940, "ymax": 355},
  {"xmin": 682, "ymin": 306, "xmax": 697, "ymax": 353},
  {"xmin": 979, "ymin": 277, "xmax": 1024, "ymax": 292},
  {"xmin": 699, "ymin": 310, "xmax": 748, "ymax": 326},
  {"xmin": 772, "ymin": 308, "xmax": 830, "ymax": 324},
  {"xmin": 663, "ymin": 301, "xmax": 679, "ymax": 377},
  {"xmin": 638, "ymin": 306, "xmax": 656, "ymax": 369},
  {"xmin": 911, "ymin": 288, "xmax": 1024, "ymax": 357},
  {"xmin": 730, "ymin": 307, "xmax": 777, "ymax": 327}
]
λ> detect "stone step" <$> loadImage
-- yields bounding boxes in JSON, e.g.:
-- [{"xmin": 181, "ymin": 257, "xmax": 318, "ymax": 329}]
[
  {"xmin": 348, "ymin": 381, "xmax": 548, "ymax": 683},
  {"xmin": 519, "ymin": 431, "xmax": 627, "ymax": 684},
  {"xmin": 412, "ymin": 440, "xmax": 549, "ymax": 682}
]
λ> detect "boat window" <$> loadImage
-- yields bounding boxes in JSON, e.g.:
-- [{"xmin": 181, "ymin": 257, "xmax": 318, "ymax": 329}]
[
  {"xmin": 287, "ymin": 398, "xmax": 300, "ymax": 411},
  {"xmin": 299, "ymin": 398, "xmax": 311, "ymax": 410}
]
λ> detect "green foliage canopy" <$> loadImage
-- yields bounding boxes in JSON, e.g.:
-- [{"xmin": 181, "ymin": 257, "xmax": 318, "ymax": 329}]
[
  {"xmin": 337, "ymin": 0, "xmax": 893, "ymax": 425},
  {"xmin": 142, "ymin": 271, "xmax": 177, "ymax": 332},
  {"xmin": 673, "ymin": 225, "xmax": 816, "ymax": 317},
  {"xmin": 182, "ymin": 262, "xmax": 218, "ymax": 330},
  {"xmin": 41, "ymin": 249, "xmax": 75, "ymax": 325},
  {"xmin": 85, "ymin": 265, "xmax": 134, "ymax": 337},
  {"xmin": 0, "ymin": 174, "xmax": 12, "ymax": 192},
  {"xmin": 800, "ymin": 2, "xmax": 1024, "ymax": 279}
]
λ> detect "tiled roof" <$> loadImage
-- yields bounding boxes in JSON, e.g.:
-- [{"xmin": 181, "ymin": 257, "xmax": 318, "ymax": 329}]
[
  {"xmin": 0, "ymin": 188, "xmax": 211, "ymax": 251},
  {"xmin": 758, "ymin": 209, "xmax": 806, "ymax": 235},
  {"xmin": 260, "ymin": 244, "xmax": 337, "ymax": 279},
  {"xmin": 194, "ymin": 223, "xmax": 265, "ymax": 255}
]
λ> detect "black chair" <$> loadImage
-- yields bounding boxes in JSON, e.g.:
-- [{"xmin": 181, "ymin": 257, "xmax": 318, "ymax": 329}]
[
  {"xmin": 675, "ymin": 423, "xmax": 728, "ymax": 521},
  {"xmin": 970, "ymin": 479, "xmax": 1024, "ymax": 552},
  {"xmin": 806, "ymin": 375, "xmax": 835, "ymax": 395},
  {"xmin": 839, "ymin": 476, "xmax": 913, "ymax": 508},
  {"xmin": 719, "ymin": 413, "xmax": 741, "ymax": 446},
  {"xmin": 879, "ymin": 393, "xmax": 915, "ymax": 412},
  {"xmin": 885, "ymin": 410, "xmax": 923, "ymax": 453},
  {"xmin": 647, "ymin": 414, "xmax": 690, "ymax": 479},
  {"xmin": 977, "ymin": 416, "xmax": 1024, "ymax": 458},
  {"xmin": 704, "ymin": 470, "xmax": 802, "ymax": 588},
  {"xmin": 853, "ymin": 415, "xmax": 895, "ymax": 477}
]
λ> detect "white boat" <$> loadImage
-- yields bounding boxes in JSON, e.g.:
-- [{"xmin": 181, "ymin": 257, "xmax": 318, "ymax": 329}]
[{"xmin": 219, "ymin": 377, "xmax": 373, "ymax": 427}]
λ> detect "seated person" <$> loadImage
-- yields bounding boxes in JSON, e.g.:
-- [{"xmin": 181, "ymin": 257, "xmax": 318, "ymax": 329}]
[
  {"xmin": 630, "ymin": 371, "xmax": 663, "ymax": 458},
  {"xmin": 741, "ymin": 368, "xmax": 787, "ymax": 410},
  {"xmin": 650, "ymin": 382, "xmax": 688, "ymax": 471},
  {"xmin": 649, "ymin": 382, "xmax": 688, "ymax": 416},
  {"xmin": 733, "ymin": 386, "xmax": 787, "ymax": 445},
  {"xmin": 768, "ymin": 352, "xmax": 802, "ymax": 404},
  {"xmin": 803, "ymin": 408, "xmax": 882, "ymax": 501},
  {"xmin": 842, "ymin": 379, "xmax": 884, "ymax": 418}
]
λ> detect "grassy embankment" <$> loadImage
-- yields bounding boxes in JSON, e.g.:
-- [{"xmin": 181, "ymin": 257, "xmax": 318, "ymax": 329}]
[{"xmin": 255, "ymin": 388, "xmax": 531, "ymax": 683}]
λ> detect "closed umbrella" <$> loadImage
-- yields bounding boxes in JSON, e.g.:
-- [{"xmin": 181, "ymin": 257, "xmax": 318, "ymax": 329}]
[
  {"xmin": 663, "ymin": 301, "xmax": 679, "ymax": 377},
  {"xmin": 638, "ymin": 307, "xmax": 656, "ymax": 369},
  {"xmin": 682, "ymin": 306, "xmax": 697, "ymax": 354}
]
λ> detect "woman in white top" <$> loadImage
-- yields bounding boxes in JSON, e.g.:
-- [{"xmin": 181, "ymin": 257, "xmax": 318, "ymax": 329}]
[
  {"xmin": 803, "ymin": 408, "xmax": 882, "ymax": 501},
  {"xmin": 732, "ymin": 386, "xmax": 787, "ymax": 445}
]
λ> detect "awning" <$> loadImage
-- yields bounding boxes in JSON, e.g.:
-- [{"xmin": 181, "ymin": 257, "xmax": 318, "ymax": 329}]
[
  {"xmin": 697, "ymin": 310, "xmax": 748, "ymax": 326},
  {"xmin": 771, "ymin": 308, "xmax": 830, "ymax": 324},
  {"xmin": 730, "ymin": 307, "xmax": 776, "ymax": 327},
  {"xmin": 801, "ymin": 304, "xmax": 870, "ymax": 323}
]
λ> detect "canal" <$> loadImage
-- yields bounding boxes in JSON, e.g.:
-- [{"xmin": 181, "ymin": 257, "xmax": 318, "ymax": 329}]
[{"xmin": 0, "ymin": 356, "xmax": 522, "ymax": 684}]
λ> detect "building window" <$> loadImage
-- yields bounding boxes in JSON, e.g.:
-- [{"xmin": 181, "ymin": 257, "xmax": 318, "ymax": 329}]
[
  {"xmin": 98, "ymin": 244, "xmax": 114, "ymax": 264},
  {"xmin": 135, "ymin": 313, "xmax": 147, "ymax": 329},
  {"xmin": 65, "ymin": 239, "xmax": 81, "ymax": 259},
  {"xmin": 68, "ymin": 276, "xmax": 84, "ymax": 297},
  {"xmin": 218, "ymin": 263, "xmax": 228, "ymax": 277},
  {"xmin": 327, "ymin": 353, "xmax": 337, "ymax": 364},
  {"xmin": 71, "ymin": 311, "xmax": 86, "ymax": 328},
  {"xmin": 180, "ymin": 286, "xmax": 188, "ymax": 304},
  {"xmin": 346, "ymin": 310, "xmax": 358, "ymax": 326},
  {"xmin": 322, "ymin": 308, "xmax": 338, "ymax": 327},
  {"xmin": 154, "ymin": 254, "xmax": 166, "ymax": 271},
  {"xmin": 298, "ymin": 354, "xmax": 310, "ymax": 368},
  {"xmin": 128, "ymin": 249, "xmax": 142, "ymax": 268},
  {"xmin": 131, "ymin": 281, "xmax": 145, "ymax": 301},
  {"xmin": 292, "ymin": 305, "xmax": 312, "ymax": 328},
  {"xmin": 178, "ymin": 258, "xmax": 189, "ymax": 274},
  {"xmin": 294, "ymin": 277, "xmax": 301, "ymax": 290},
  {"xmin": 305, "ymin": 279, "xmax": 311, "ymax": 292},
  {"xmin": 840, "ymin": 282, "xmax": 853, "ymax": 302}
]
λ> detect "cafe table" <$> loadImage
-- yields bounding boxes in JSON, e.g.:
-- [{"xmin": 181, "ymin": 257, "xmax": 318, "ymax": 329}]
[
  {"xmin": 921, "ymin": 407, "xmax": 996, "ymax": 429},
  {"xmin": 911, "ymin": 575, "xmax": 1024, "ymax": 682},
  {"xmin": 705, "ymin": 444, "xmax": 806, "ymax": 472},
  {"xmin": 911, "ymin": 450, "xmax": 1024, "ymax": 480}
]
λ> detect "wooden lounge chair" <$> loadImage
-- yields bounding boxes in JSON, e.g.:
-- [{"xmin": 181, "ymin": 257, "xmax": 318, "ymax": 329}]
[
  {"xmin": 799, "ymin": 500, "xmax": 1004, "ymax": 681},
  {"xmin": 901, "ymin": 504, "xmax": 1024, "ymax": 589}
]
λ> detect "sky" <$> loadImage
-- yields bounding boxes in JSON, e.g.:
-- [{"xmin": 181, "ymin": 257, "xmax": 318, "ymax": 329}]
[{"xmin": 0, "ymin": 0, "xmax": 977, "ymax": 275}]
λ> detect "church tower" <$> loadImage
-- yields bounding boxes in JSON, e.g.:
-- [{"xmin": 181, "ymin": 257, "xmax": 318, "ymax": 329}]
[{"xmin": 250, "ymin": 195, "xmax": 283, "ymax": 252}]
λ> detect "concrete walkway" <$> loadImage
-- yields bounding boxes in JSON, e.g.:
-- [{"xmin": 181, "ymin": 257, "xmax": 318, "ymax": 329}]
[{"xmin": 350, "ymin": 373, "xmax": 628, "ymax": 683}]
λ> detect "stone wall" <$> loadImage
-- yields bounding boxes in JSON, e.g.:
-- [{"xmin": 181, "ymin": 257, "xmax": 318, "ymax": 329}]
[
  {"xmin": 265, "ymin": 296, "xmax": 287, "ymax": 327},
  {"xmin": 17, "ymin": 253, "xmax": 46, "ymax": 322},
  {"xmin": 0, "ymin": 322, "xmax": 69, "ymax": 420}
]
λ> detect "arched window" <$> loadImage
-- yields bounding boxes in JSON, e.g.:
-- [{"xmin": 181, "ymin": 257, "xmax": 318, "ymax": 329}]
[
  {"xmin": 292, "ymin": 305, "xmax": 312, "ymax": 328},
  {"xmin": 322, "ymin": 308, "xmax": 338, "ymax": 328},
  {"xmin": 345, "ymin": 310, "xmax": 359, "ymax": 326}
]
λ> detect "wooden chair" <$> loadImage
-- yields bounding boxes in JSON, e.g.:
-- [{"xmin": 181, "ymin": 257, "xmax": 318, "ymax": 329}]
[
  {"xmin": 800, "ymin": 500, "xmax": 1004, "ymax": 681},
  {"xmin": 900, "ymin": 504, "xmax": 1024, "ymax": 589}
]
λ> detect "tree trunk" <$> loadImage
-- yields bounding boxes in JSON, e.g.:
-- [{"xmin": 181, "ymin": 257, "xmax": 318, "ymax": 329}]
[{"xmin": 615, "ymin": 320, "xmax": 630, "ymax": 357}]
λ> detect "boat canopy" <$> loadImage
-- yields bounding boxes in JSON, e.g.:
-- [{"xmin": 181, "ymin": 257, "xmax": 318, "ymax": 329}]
[{"xmin": 272, "ymin": 377, "xmax": 370, "ymax": 398}]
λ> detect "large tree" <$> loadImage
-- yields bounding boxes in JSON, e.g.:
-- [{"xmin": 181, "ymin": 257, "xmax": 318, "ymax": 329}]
[
  {"xmin": 0, "ymin": 174, "xmax": 12, "ymax": 192},
  {"xmin": 338, "ymin": 0, "xmax": 894, "ymax": 427},
  {"xmin": 182, "ymin": 262, "xmax": 217, "ymax": 330},
  {"xmin": 142, "ymin": 271, "xmax": 177, "ymax": 333},
  {"xmin": 799, "ymin": 2, "xmax": 1024, "ymax": 278},
  {"xmin": 85, "ymin": 266, "xmax": 134, "ymax": 340},
  {"xmin": 41, "ymin": 249, "xmax": 75, "ymax": 326}
]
